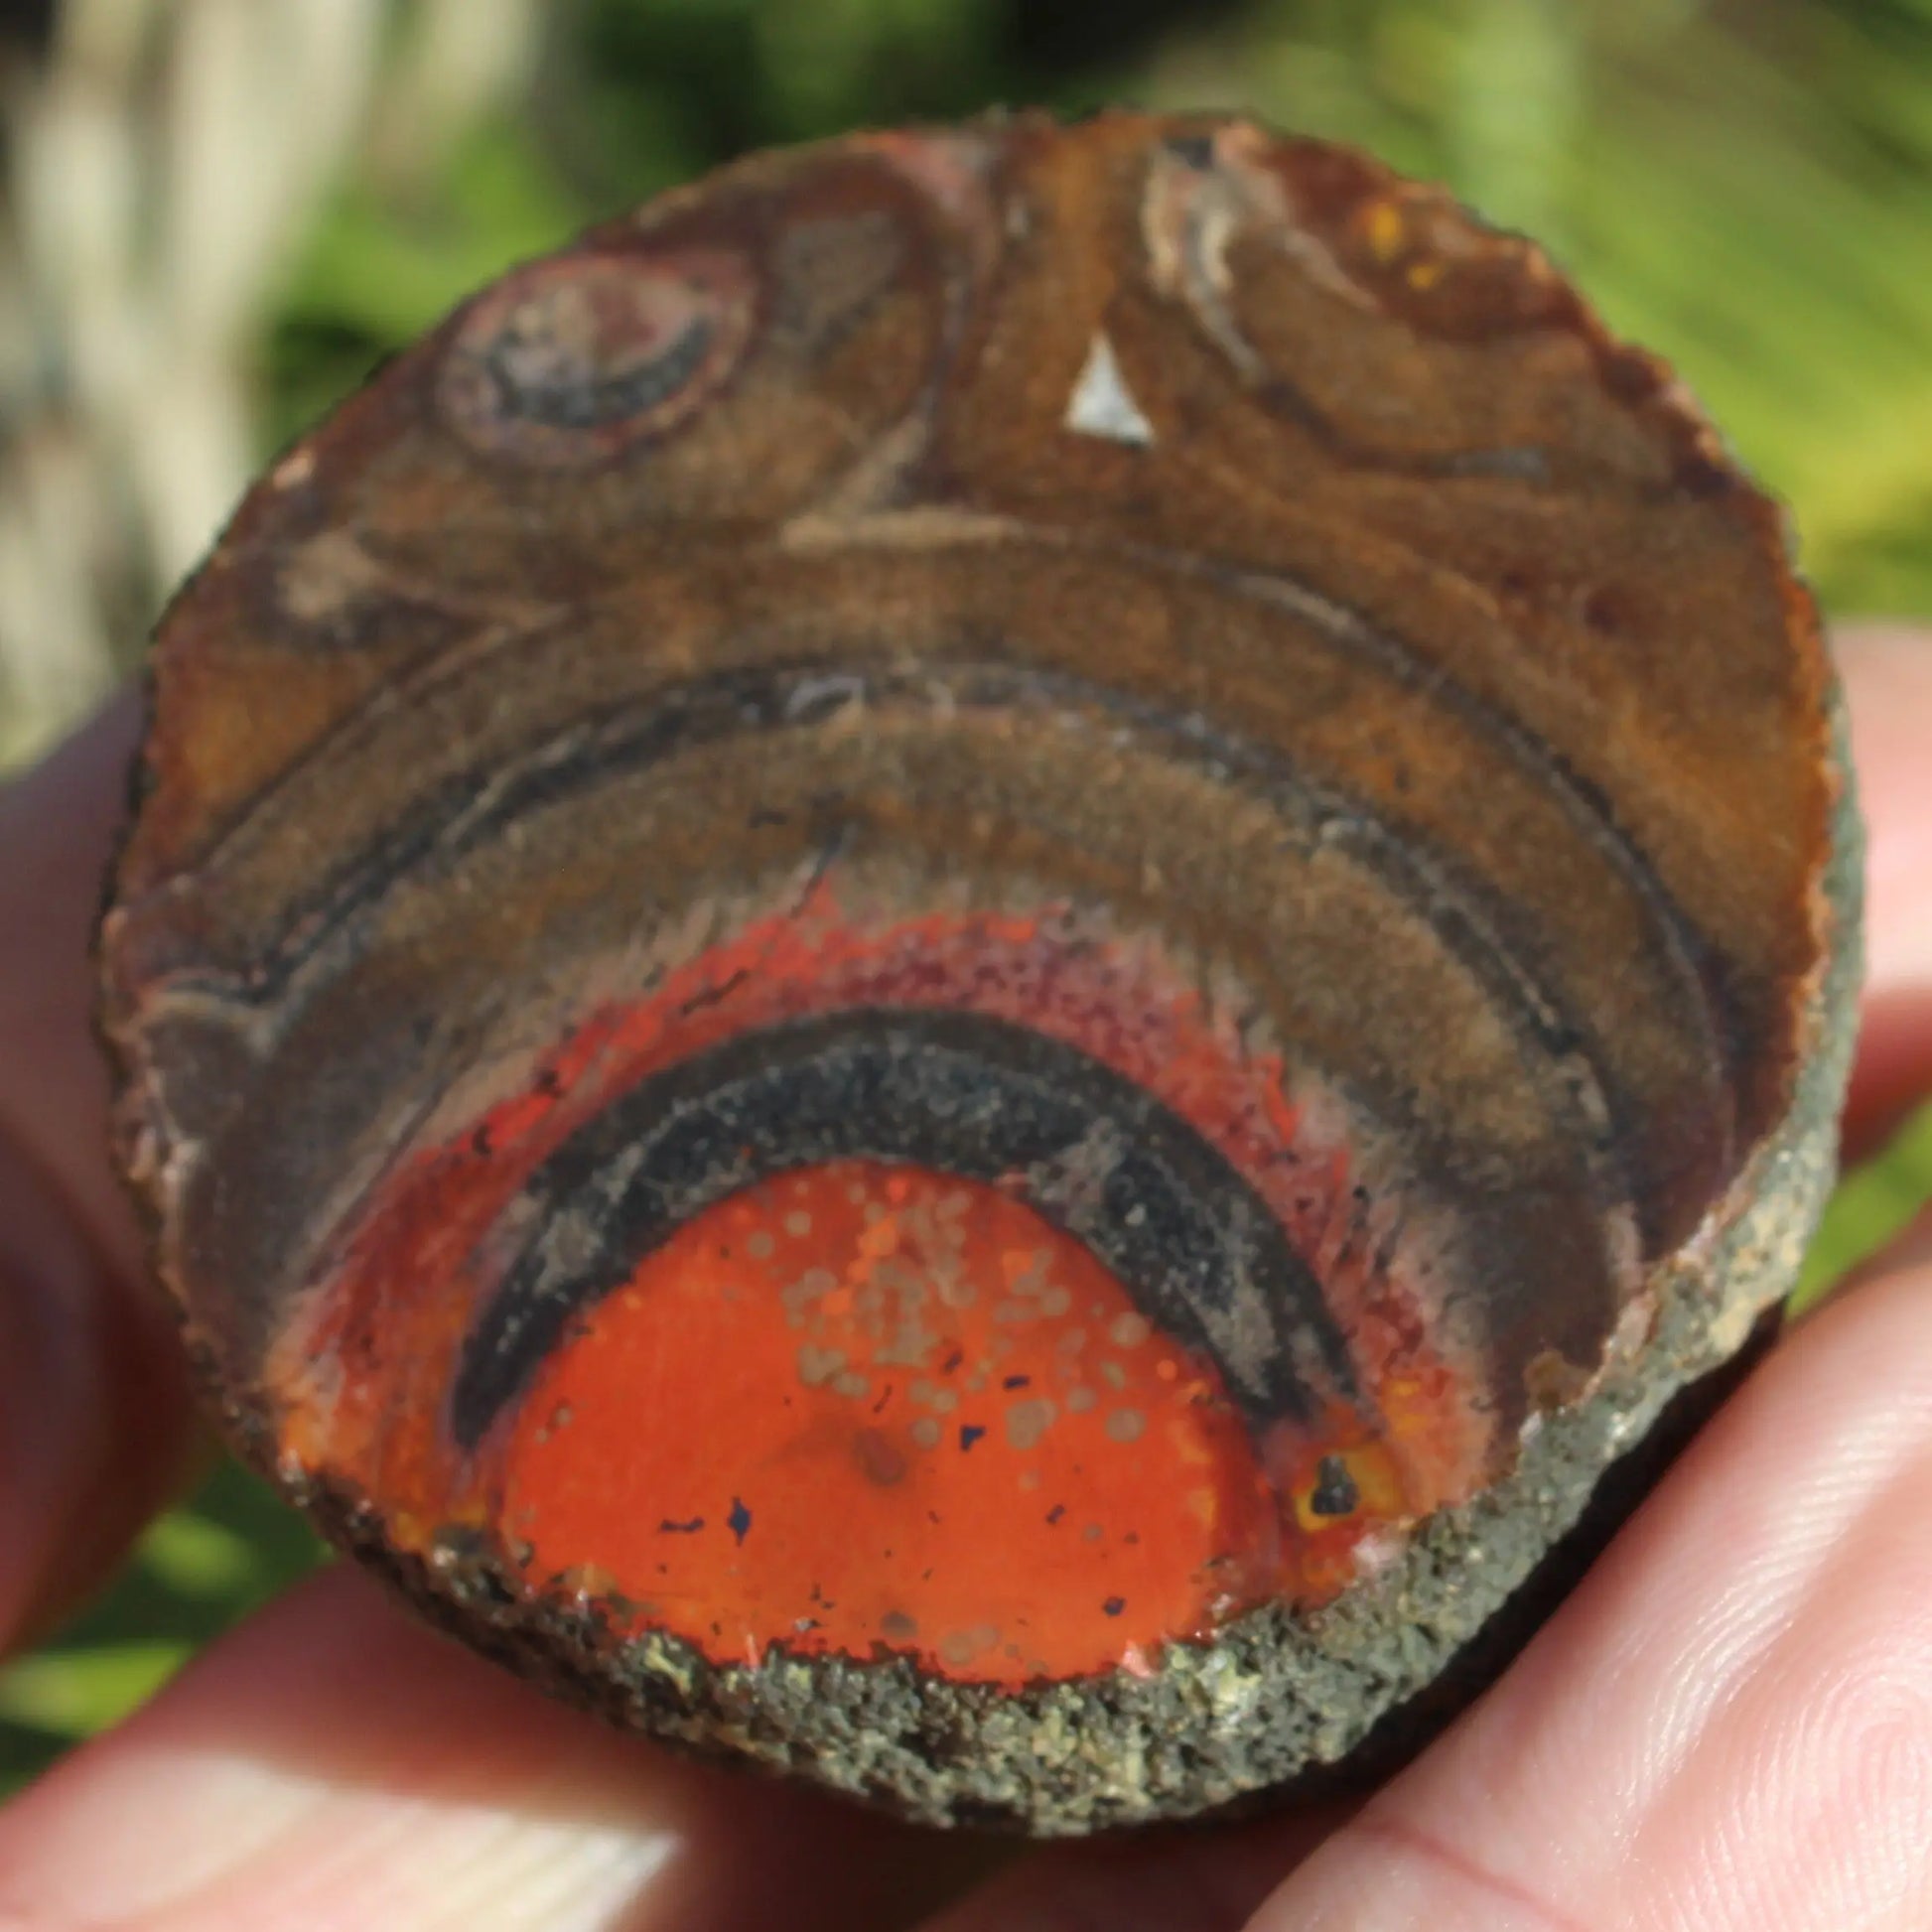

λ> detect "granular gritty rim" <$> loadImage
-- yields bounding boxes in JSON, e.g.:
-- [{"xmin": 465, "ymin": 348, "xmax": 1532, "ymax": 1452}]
[{"xmin": 99, "ymin": 110, "xmax": 1860, "ymax": 1832}]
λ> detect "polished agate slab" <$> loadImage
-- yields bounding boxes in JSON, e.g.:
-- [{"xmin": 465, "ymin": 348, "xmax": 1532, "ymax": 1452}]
[{"xmin": 99, "ymin": 112, "xmax": 1860, "ymax": 1832}]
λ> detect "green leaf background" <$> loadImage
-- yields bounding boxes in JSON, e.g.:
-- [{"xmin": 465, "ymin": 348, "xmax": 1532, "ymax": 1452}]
[{"xmin": 5, "ymin": 0, "xmax": 1930, "ymax": 1797}]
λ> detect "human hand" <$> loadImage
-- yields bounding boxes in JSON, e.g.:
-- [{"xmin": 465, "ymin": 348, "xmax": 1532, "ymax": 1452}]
[{"xmin": 0, "ymin": 626, "xmax": 1927, "ymax": 1931}]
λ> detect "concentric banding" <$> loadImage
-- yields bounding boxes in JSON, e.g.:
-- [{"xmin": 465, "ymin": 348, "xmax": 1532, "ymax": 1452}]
[
  {"xmin": 112, "ymin": 637, "xmax": 1665, "ymax": 1677},
  {"xmin": 439, "ymin": 248, "xmax": 758, "ymax": 464},
  {"xmin": 101, "ymin": 110, "xmax": 1848, "ymax": 1822},
  {"xmin": 450, "ymin": 1009, "xmax": 1359, "ymax": 1450}
]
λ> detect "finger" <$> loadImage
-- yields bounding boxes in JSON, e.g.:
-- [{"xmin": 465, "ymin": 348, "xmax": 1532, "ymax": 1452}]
[
  {"xmin": 0, "ymin": 692, "xmax": 151, "ymax": 1281},
  {"xmin": 0, "ymin": 1564, "xmax": 989, "ymax": 1932},
  {"xmin": 1227, "ymin": 1250, "xmax": 1932, "ymax": 1932},
  {"xmin": 1836, "ymin": 624, "xmax": 1932, "ymax": 1159},
  {"xmin": 913, "ymin": 1807, "xmax": 1335, "ymax": 1932},
  {"xmin": 0, "ymin": 695, "xmax": 199, "ymax": 1647}
]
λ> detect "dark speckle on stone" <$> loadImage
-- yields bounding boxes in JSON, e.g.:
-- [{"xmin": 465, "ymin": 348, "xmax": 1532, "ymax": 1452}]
[
  {"xmin": 1103, "ymin": 1596, "xmax": 1126, "ymax": 1616},
  {"xmin": 728, "ymin": 1496, "xmax": 753, "ymax": 1544},
  {"xmin": 960, "ymin": 1424, "xmax": 986, "ymax": 1451},
  {"xmin": 1310, "ymin": 1454, "xmax": 1359, "ymax": 1518},
  {"xmin": 659, "ymin": 1515, "xmax": 705, "ymax": 1534}
]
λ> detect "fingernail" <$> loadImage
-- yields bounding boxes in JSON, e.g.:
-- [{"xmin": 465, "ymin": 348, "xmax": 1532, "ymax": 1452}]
[{"xmin": 0, "ymin": 1138, "xmax": 109, "ymax": 1647}]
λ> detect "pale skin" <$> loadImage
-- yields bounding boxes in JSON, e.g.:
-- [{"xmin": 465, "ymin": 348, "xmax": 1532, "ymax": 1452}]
[{"xmin": 0, "ymin": 628, "xmax": 1927, "ymax": 1932}]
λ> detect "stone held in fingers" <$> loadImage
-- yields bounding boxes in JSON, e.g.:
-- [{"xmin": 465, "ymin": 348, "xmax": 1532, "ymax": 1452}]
[{"xmin": 97, "ymin": 111, "xmax": 1862, "ymax": 1833}]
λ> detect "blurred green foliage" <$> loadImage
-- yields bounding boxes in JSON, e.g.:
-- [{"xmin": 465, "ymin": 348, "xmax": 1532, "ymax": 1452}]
[{"xmin": 4, "ymin": 0, "xmax": 1929, "ymax": 1798}]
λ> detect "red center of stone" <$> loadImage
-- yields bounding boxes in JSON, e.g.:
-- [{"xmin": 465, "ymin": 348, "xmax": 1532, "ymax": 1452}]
[
  {"xmin": 498, "ymin": 1159, "xmax": 1280, "ymax": 1682},
  {"xmin": 270, "ymin": 886, "xmax": 1484, "ymax": 1682}
]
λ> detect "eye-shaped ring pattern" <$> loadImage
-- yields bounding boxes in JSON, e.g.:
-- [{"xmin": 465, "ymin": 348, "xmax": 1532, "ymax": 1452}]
[{"xmin": 438, "ymin": 248, "xmax": 759, "ymax": 464}]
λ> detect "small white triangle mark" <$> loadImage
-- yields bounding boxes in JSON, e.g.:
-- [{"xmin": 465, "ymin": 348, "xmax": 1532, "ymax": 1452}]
[{"xmin": 1064, "ymin": 333, "xmax": 1156, "ymax": 447}]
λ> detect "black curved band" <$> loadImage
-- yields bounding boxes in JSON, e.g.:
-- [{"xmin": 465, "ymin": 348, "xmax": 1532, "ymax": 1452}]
[{"xmin": 449, "ymin": 1007, "xmax": 1360, "ymax": 1451}]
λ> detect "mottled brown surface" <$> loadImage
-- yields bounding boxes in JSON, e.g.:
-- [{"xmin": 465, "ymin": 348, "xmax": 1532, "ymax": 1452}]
[{"xmin": 98, "ymin": 112, "xmax": 1856, "ymax": 1831}]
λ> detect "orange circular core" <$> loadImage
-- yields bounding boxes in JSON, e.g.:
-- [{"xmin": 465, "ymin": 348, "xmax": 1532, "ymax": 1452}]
[{"xmin": 498, "ymin": 1159, "xmax": 1283, "ymax": 1682}]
